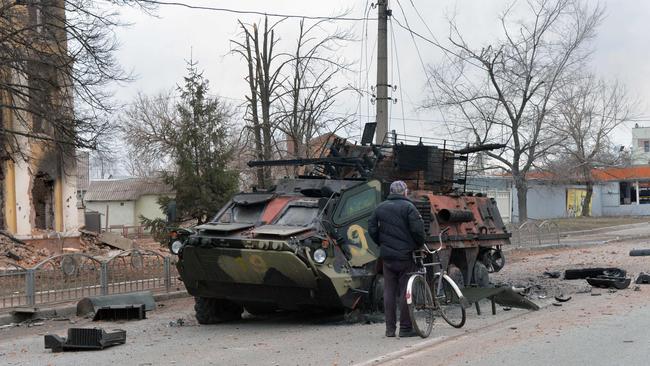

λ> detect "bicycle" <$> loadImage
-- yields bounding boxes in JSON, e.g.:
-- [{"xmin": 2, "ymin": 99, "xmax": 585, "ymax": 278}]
[{"xmin": 405, "ymin": 228, "xmax": 468, "ymax": 337}]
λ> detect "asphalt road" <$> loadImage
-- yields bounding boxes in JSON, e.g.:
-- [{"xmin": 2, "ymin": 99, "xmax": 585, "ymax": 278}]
[
  {"xmin": 380, "ymin": 285, "xmax": 650, "ymax": 366},
  {"xmin": 2, "ymin": 224, "xmax": 649, "ymax": 365},
  {"xmin": 0, "ymin": 296, "xmax": 536, "ymax": 366}
]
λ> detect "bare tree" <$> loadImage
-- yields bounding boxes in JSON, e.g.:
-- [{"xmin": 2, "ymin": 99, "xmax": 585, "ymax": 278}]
[
  {"xmin": 276, "ymin": 18, "xmax": 355, "ymax": 168},
  {"xmin": 0, "ymin": 0, "xmax": 155, "ymax": 161},
  {"xmin": 548, "ymin": 75, "xmax": 636, "ymax": 216},
  {"xmin": 231, "ymin": 17, "xmax": 286, "ymax": 188},
  {"xmin": 426, "ymin": 0, "xmax": 603, "ymax": 222},
  {"xmin": 121, "ymin": 89, "xmax": 178, "ymax": 176}
]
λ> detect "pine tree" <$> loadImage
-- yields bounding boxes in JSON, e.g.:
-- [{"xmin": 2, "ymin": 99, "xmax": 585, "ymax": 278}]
[{"xmin": 161, "ymin": 61, "xmax": 239, "ymax": 224}]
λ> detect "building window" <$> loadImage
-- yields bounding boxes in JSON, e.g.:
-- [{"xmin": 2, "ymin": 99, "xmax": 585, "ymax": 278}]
[
  {"xmin": 620, "ymin": 182, "xmax": 637, "ymax": 205},
  {"xmin": 639, "ymin": 182, "xmax": 650, "ymax": 204},
  {"xmin": 645, "ymin": 141, "xmax": 650, "ymax": 153}
]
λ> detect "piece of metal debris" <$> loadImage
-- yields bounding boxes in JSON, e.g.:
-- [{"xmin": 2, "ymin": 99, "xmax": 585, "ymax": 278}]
[
  {"xmin": 635, "ymin": 272, "xmax": 650, "ymax": 284},
  {"xmin": 77, "ymin": 292, "xmax": 155, "ymax": 318},
  {"xmin": 634, "ymin": 286, "xmax": 641, "ymax": 292},
  {"xmin": 554, "ymin": 295, "xmax": 572, "ymax": 302},
  {"xmin": 629, "ymin": 249, "xmax": 650, "ymax": 257},
  {"xmin": 543, "ymin": 271, "xmax": 561, "ymax": 279},
  {"xmin": 93, "ymin": 304, "xmax": 146, "ymax": 321},
  {"xmin": 552, "ymin": 302, "xmax": 562, "ymax": 307},
  {"xmin": 587, "ymin": 276, "xmax": 631, "ymax": 290},
  {"xmin": 44, "ymin": 328, "xmax": 126, "ymax": 353},
  {"xmin": 565, "ymin": 268, "xmax": 626, "ymax": 280}
]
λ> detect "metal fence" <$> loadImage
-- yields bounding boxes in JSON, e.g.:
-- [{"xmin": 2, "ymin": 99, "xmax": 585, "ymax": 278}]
[
  {"xmin": 509, "ymin": 220, "xmax": 561, "ymax": 248},
  {"xmin": 0, "ymin": 250, "xmax": 184, "ymax": 311}
]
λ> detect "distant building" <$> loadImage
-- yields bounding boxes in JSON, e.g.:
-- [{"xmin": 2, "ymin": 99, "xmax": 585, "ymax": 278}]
[
  {"xmin": 84, "ymin": 178, "xmax": 175, "ymax": 228},
  {"xmin": 1, "ymin": 0, "xmax": 78, "ymax": 237},
  {"xmin": 631, "ymin": 125, "xmax": 650, "ymax": 165}
]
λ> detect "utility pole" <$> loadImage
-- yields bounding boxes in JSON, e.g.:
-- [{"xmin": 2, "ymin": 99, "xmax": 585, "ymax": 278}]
[{"xmin": 375, "ymin": 0, "xmax": 390, "ymax": 144}]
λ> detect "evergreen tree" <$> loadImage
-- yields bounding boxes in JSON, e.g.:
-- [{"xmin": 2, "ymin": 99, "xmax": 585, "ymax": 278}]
[{"xmin": 161, "ymin": 61, "xmax": 238, "ymax": 224}]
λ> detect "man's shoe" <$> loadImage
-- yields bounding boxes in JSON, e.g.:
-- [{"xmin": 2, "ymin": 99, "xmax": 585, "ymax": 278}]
[
  {"xmin": 398, "ymin": 328, "xmax": 418, "ymax": 338},
  {"xmin": 385, "ymin": 329, "xmax": 396, "ymax": 337}
]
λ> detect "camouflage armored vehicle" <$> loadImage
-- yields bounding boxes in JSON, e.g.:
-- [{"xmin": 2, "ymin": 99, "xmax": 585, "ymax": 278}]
[{"xmin": 169, "ymin": 127, "xmax": 510, "ymax": 323}]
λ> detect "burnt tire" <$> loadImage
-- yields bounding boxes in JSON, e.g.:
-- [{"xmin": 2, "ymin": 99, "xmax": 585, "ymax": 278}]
[{"xmin": 194, "ymin": 297, "xmax": 243, "ymax": 324}]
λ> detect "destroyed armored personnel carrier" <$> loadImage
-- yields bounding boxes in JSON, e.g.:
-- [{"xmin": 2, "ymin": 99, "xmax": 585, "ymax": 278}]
[{"xmin": 169, "ymin": 124, "xmax": 510, "ymax": 323}]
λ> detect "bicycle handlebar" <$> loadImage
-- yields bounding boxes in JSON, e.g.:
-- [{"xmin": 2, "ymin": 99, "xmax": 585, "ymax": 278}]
[{"xmin": 421, "ymin": 227, "xmax": 450, "ymax": 254}]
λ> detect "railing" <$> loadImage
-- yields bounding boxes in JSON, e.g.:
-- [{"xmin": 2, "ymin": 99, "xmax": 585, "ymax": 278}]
[
  {"xmin": 106, "ymin": 225, "xmax": 147, "ymax": 239},
  {"xmin": 0, "ymin": 250, "xmax": 184, "ymax": 311},
  {"xmin": 508, "ymin": 220, "xmax": 561, "ymax": 248}
]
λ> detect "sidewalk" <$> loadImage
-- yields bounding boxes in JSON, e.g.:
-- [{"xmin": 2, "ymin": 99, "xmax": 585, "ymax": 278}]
[{"xmin": 508, "ymin": 221, "xmax": 650, "ymax": 252}]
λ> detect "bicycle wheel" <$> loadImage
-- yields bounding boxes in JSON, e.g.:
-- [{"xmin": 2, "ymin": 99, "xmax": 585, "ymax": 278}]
[
  {"xmin": 406, "ymin": 274, "xmax": 434, "ymax": 338},
  {"xmin": 433, "ymin": 274, "xmax": 466, "ymax": 328}
]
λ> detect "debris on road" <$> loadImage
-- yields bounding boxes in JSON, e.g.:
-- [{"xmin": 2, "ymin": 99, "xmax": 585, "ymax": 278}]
[
  {"xmin": 44, "ymin": 328, "xmax": 126, "ymax": 352},
  {"xmin": 554, "ymin": 295, "xmax": 572, "ymax": 302},
  {"xmin": 77, "ymin": 292, "xmax": 155, "ymax": 318},
  {"xmin": 635, "ymin": 272, "xmax": 650, "ymax": 284},
  {"xmin": 543, "ymin": 271, "xmax": 561, "ymax": 279},
  {"xmin": 586, "ymin": 276, "xmax": 631, "ymax": 290},
  {"xmin": 168, "ymin": 318, "xmax": 185, "ymax": 327},
  {"xmin": 629, "ymin": 249, "xmax": 650, "ymax": 257},
  {"xmin": 552, "ymin": 302, "xmax": 562, "ymax": 307},
  {"xmin": 93, "ymin": 304, "xmax": 147, "ymax": 321},
  {"xmin": 564, "ymin": 268, "xmax": 626, "ymax": 280}
]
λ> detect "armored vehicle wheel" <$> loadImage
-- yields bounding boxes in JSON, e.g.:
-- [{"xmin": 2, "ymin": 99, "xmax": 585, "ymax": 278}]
[
  {"xmin": 194, "ymin": 297, "xmax": 243, "ymax": 324},
  {"xmin": 244, "ymin": 303, "xmax": 278, "ymax": 316},
  {"xmin": 472, "ymin": 261, "xmax": 490, "ymax": 287}
]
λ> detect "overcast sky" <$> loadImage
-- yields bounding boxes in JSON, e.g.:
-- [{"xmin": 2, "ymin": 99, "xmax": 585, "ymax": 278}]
[{"xmin": 111, "ymin": 0, "xmax": 650, "ymax": 147}]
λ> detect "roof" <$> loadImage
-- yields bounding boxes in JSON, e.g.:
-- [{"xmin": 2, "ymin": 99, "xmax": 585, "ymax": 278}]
[
  {"xmin": 592, "ymin": 166, "xmax": 650, "ymax": 182},
  {"xmin": 486, "ymin": 166, "xmax": 650, "ymax": 183},
  {"xmin": 84, "ymin": 178, "xmax": 174, "ymax": 202}
]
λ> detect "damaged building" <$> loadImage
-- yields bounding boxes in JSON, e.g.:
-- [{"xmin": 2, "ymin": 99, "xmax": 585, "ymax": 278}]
[{"xmin": 0, "ymin": 0, "xmax": 78, "ymax": 238}]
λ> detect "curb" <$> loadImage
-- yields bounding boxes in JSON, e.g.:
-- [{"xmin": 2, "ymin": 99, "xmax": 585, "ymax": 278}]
[{"xmin": 0, "ymin": 291, "xmax": 189, "ymax": 326}]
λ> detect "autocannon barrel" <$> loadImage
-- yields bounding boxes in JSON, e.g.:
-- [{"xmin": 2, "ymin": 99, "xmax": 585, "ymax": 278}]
[{"xmin": 438, "ymin": 209, "xmax": 474, "ymax": 223}]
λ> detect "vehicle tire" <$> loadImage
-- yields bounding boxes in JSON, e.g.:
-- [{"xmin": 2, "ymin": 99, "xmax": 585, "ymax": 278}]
[
  {"xmin": 194, "ymin": 297, "xmax": 243, "ymax": 324},
  {"xmin": 406, "ymin": 274, "xmax": 434, "ymax": 338},
  {"xmin": 472, "ymin": 261, "xmax": 490, "ymax": 288},
  {"xmin": 433, "ymin": 274, "xmax": 466, "ymax": 329},
  {"xmin": 244, "ymin": 303, "xmax": 278, "ymax": 316}
]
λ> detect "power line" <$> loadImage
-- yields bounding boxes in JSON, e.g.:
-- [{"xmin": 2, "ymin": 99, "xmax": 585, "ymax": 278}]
[
  {"xmin": 136, "ymin": 0, "xmax": 374, "ymax": 21},
  {"xmin": 394, "ymin": 0, "xmax": 453, "ymax": 137}
]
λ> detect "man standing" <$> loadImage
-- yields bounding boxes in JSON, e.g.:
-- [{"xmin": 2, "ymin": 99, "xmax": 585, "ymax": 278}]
[{"xmin": 368, "ymin": 180, "xmax": 425, "ymax": 338}]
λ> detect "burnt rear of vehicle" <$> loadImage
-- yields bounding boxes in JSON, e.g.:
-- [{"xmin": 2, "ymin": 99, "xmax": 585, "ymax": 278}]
[{"xmin": 171, "ymin": 125, "xmax": 510, "ymax": 323}]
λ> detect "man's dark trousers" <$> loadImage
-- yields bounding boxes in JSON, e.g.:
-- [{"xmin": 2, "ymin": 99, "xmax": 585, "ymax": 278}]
[{"xmin": 383, "ymin": 259, "xmax": 415, "ymax": 333}]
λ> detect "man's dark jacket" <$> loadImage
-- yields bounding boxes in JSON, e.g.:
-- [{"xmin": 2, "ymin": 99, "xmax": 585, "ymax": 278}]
[{"xmin": 368, "ymin": 194, "xmax": 425, "ymax": 260}]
